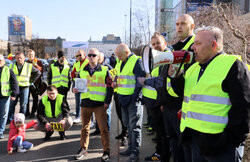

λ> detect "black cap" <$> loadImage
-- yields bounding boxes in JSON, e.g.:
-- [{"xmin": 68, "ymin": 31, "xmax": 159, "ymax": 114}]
[{"xmin": 58, "ymin": 51, "xmax": 65, "ymax": 59}]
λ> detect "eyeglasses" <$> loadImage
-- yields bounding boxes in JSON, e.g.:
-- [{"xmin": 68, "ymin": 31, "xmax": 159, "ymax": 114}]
[
  {"xmin": 88, "ymin": 54, "xmax": 97, "ymax": 57},
  {"xmin": 76, "ymin": 54, "xmax": 82, "ymax": 57}
]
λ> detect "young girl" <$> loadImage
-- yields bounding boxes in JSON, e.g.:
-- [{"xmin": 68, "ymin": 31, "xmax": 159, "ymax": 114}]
[{"xmin": 7, "ymin": 113, "xmax": 37, "ymax": 154}]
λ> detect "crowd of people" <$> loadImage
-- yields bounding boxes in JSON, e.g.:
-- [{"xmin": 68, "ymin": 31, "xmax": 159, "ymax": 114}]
[{"xmin": 0, "ymin": 13, "xmax": 249, "ymax": 162}]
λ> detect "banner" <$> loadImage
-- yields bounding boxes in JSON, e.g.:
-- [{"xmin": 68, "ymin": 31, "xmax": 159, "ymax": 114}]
[{"xmin": 9, "ymin": 17, "xmax": 25, "ymax": 35}]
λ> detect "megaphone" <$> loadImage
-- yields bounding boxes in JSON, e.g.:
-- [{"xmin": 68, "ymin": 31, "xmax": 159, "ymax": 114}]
[{"xmin": 141, "ymin": 45, "xmax": 194, "ymax": 74}]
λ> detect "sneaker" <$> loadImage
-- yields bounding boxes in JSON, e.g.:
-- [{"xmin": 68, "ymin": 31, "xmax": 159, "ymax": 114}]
[
  {"xmin": 115, "ymin": 132, "xmax": 127, "ymax": 139},
  {"xmin": 90, "ymin": 130, "xmax": 100, "ymax": 136},
  {"xmin": 142, "ymin": 123, "xmax": 150, "ymax": 128},
  {"xmin": 73, "ymin": 118, "xmax": 81, "ymax": 124},
  {"xmin": 127, "ymin": 154, "xmax": 139, "ymax": 162},
  {"xmin": 43, "ymin": 131, "xmax": 54, "ymax": 141},
  {"xmin": 146, "ymin": 127, "xmax": 154, "ymax": 135},
  {"xmin": 121, "ymin": 137, "xmax": 128, "ymax": 146},
  {"xmin": 17, "ymin": 147, "xmax": 27, "ymax": 153},
  {"xmin": 0, "ymin": 134, "xmax": 4, "ymax": 139},
  {"xmin": 120, "ymin": 148, "xmax": 131, "ymax": 156},
  {"xmin": 101, "ymin": 150, "xmax": 110, "ymax": 162},
  {"xmin": 145, "ymin": 152, "xmax": 161, "ymax": 161},
  {"xmin": 75, "ymin": 148, "xmax": 87, "ymax": 160}
]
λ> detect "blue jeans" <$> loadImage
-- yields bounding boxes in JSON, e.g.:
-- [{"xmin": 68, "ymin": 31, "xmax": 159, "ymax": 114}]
[
  {"xmin": 96, "ymin": 104, "xmax": 112, "ymax": 131},
  {"xmin": 0, "ymin": 97, "xmax": 10, "ymax": 134},
  {"xmin": 121, "ymin": 101, "xmax": 143, "ymax": 156},
  {"xmin": 13, "ymin": 136, "xmax": 33, "ymax": 150},
  {"xmin": 75, "ymin": 92, "xmax": 81, "ymax": 118},
  {"xmin": 8, "ymin": 87, "xmax": 29, "ymax": 122}
]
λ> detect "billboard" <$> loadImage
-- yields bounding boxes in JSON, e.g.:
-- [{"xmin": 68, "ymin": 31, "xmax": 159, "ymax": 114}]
[
  {"xmin": 63, "ymin": 41, "xmax": 89, "ymax": 48},
  {"xmin": 187, "ymin": 0, "xmax": 213, "ymax": 12},
  {"xmin": 9, "ymin": 17, "xmax": 25, "ymax": 36}
]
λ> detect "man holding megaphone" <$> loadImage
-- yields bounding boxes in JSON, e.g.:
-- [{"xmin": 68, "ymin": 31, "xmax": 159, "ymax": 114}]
[
  {"xmin": 139, "ymin": 14, "xmax": 195, "ymax": 162},
  {"xmin": 169, "ymin": 26, "xmax": 250, "ymax": 162}
]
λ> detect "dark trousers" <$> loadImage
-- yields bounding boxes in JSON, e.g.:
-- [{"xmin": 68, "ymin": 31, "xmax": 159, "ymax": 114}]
[
  {"xmin": 114, "ymin": 92, "xmax": 127, "ymax": 135},
  {"xmin": 163, "ymin": 106, "xmax": 185, "ymax": 162},
  {"xmin": 26, "ymin": 86, "xmax": 39, "ymax": 116},
  {"xmin": 149, "ymin": 106, "xmax": 171, "ymax": 162}
]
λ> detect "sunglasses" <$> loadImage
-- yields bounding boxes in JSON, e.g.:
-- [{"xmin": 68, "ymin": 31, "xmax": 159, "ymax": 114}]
[
  {"xmin": 76, "ymin": 54, "xmax": 82, "ymax": 57},
  {"xmin": 88, "ymin": 54, "xmax": 97, "ymax": 57}
]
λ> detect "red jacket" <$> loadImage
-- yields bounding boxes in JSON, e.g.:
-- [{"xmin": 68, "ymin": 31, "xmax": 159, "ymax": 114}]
[{"xmin": 7, "ymin": 120, "xmax": 37, "ymax": 152}]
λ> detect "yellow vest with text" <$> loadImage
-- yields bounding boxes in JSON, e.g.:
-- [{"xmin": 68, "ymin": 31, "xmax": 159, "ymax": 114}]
[
  {"xmin": 10, "ymin": 62, "xmax": 32, "ymax": 87},
  {"xmin": 116, "ymin": 54, "xmax": 139, "ymax": 95},
  {"xmin": 167, "ymin": 35, "xmax": 196, "ymax": 97},
  {"xmin": 42, "ymin": 94, "xmax": 63, "ymax": 118},
  {"xmin": 72, "ymin": 59, "xmax": 89, "ymax": 81},
  {"xmin": 180, "ymin": 54, "xmax": 236, "ymax": 134},
  {"xmin": 80, "ymin": 65, "xmax": 108, "ymax": 102},
  {"xmin": 1, "ymin": 66, "xmax": 11, "ymax": 96},
  {"xmin": 51, "ymin": 63, "xmax": 70, "ymax": 88}
]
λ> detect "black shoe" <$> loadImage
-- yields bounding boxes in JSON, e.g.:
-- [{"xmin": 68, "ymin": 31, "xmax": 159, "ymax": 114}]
[
  {"xmin": 144, "ymin": 152, "xmax": 161, "ymax": 161},
  {"xmin": 121, "ymin": 137, "xmax": 128, "ymax": 146},
  {"xmin": 59, "ymin": 131, "xmax": 66, "ymax": 140},
  {"xmin": 43, "ymin": 131, "xmax": 54, "ymax": 141},
  {"xmin": 25, "ymin": 112, "xmax": 30, "ymax": 117},
  {"xmin": 101, "ymin": 150, "xmax": 110, "ymax": 162},
  {"xmin": 115, "ymin": 132, "xmax": 127, "ymax": 139},
  {"xmin": 120, "ymin": 149, "xmax": 131, "ymax": 156},
  {"xmin": 90, "ymin": 130, "xmax": 100, "ymax": 136},
  {"xmin": 29, "ymin": 113, "xmax": 35, "ymax": 118},
  {"xmin": 75, "ymin": 148, "xmax": 87, "ymax": 160}
]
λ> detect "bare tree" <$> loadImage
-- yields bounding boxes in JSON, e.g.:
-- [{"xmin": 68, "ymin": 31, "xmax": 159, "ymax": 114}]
[{"xmin": 186, "ymin": 3, "xmax": 249, "ymax": 63}]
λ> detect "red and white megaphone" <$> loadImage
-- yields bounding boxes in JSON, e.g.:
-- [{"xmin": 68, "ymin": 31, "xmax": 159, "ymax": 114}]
[{"xmin": 141, "ymin": 45, "xmax": 194, "ymax": 74}]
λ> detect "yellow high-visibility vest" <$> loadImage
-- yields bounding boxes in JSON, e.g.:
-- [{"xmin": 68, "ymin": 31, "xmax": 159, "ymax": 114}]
[
  {"xmin": 10, "ymin": 62, "xmax": 32, "ymax": 87},
  {"xmin": 42, "ymin": 94, "xmax": 63, "ymax": 118},
  {"xmin": 80, "ymin": 65, "xmax": 108, "ymax": 102},
  {"xmin": 1, "ymin": 66, "xmax": 11, "ymax": 96},
  {"xmin": 180, "ymin": 54, "xmax": 236, "ymax": 134},
  {"xmin": 51, "ymin": 63, "xmax": 70, "ymax": 88}
]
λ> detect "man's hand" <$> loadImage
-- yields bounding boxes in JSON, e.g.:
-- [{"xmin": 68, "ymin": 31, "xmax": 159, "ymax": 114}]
[
  {"xmin": 168, "ymin": 64, "xmax": 182, "ymax": 78},
  {"xmin": 111, "ymin": 82, "xmax": 117, "ymax": 89},
  {"xmin": 59, "ymin": 119, "xmax": 66, "ymax": 128},
  {"xmin": 8, "ymin": 150, "xmax": 13, "ymax": 155},
  {"xmin": 45, "ymin": 123, "xmax": 52, "ymax": 131},
  {"xmin": 104, "ymin": 103, "xmax": 109, "ymax": 110},
  {"xmin": 160, "ymin": 105, "xmax": 164, "ymax": 112},
  {"xmin": 137, "ymin": 77, "xmax": 146, "ymax": 86},
  {"xmin": 73, "ymin": 88, "xmax": 79, "ymax": 93},
  {"xmin": 10, "ymin": 97, "xmax": 16, "ymax": 101}
]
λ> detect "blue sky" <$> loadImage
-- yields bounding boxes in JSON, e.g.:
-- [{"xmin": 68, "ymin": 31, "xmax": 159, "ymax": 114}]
[{"xmin": 0, "ymin": 0, "xmax": 153, "ymax": 42}]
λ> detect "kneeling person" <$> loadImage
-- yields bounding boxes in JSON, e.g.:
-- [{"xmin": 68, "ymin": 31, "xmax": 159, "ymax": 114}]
[{"xmin": 35, "ymin": 85, "xmax": 73, "ymax": 140}]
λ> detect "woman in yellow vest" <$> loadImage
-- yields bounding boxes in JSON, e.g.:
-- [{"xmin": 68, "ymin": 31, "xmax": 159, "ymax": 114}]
[
  {"xmin": 35, "ymin": 85, "xmax": 73, "ymax": 141},
  {"xmin": 170, "ymin": 26, "xmax": 250, "ymax": 161}
]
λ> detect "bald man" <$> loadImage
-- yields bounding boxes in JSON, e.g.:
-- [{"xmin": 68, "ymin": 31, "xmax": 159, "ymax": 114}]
[
  {"xmin": 114, "ymin": 43, "xmax": 146, "ymax": 161},
  {"xmin": 0, "ymin": 55, "xmax": 19, "ymax": 139}
]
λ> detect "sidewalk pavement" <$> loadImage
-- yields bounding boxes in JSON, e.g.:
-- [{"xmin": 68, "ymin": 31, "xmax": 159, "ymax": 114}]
[{"xmin": 0, "ymin": 91, "xmax": 157, "ymax": 162}]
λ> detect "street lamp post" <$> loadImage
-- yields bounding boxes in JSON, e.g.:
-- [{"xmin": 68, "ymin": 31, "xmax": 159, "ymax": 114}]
[
  {"xmin": 130, "ymin": 0, "xmax": 132, "ymax": 49},
  {"xmin": 124, "ymin": 14, "xmax": 127, "ymax": 44}
]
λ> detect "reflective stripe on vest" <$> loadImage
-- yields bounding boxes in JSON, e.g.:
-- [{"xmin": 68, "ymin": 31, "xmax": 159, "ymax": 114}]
[
  {"xmin": 10, "ymin": 62, "xmax": 32, "ymax": 87},
  {"xmin": 80, "ymin": 65, "xmax": 108, "ymax": 102},
  {"xmin": 51, "ymin": 63, "xmax": 70, "ymax": 88},
  {"xmin": 73, "ymin": 59, "xmax": 89, "ymax": 81},
  {"xmin": 116, "ymin": 54, "xmax": 139, "ymax": 95},
  {"xmin": 42, "ymin": 94, "xmax": 63, "ymax": 118},
  {"xmin": 1, "ymin": 66, "xmax": 11, "ymax": 96},
  {"xmin": 142, "ymin": 67, "xmax": 159, "ymax": 100},
  {"xmin": 180, "ymin": 54, "xmax": 236, "ymax": 134}
]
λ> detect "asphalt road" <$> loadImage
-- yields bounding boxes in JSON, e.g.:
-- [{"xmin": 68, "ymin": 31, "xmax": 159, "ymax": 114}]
[{"xmin": 0, "ymin": 91, "xmax": 156, "ymax": 162}]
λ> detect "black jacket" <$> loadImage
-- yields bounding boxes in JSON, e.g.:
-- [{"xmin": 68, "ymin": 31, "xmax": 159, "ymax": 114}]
[{"xmin": 171, "ymin": 54, "xmax": 250, "ymax": 155}]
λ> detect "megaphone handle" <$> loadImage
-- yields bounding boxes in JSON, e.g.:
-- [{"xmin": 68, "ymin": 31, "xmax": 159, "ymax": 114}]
[{"xmin": 174, "ymin": 51, "xmax": 189, "ymax": 77}]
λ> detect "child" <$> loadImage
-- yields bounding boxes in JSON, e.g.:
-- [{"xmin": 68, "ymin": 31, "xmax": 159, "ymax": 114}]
[{"xmin": 7, "ymin": 113, "xmax": 37, "ymax": 154}]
